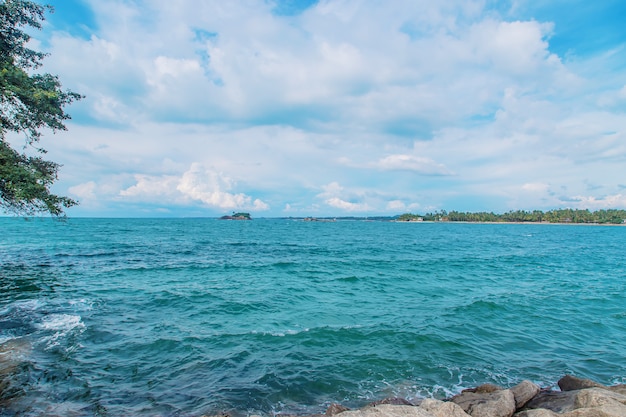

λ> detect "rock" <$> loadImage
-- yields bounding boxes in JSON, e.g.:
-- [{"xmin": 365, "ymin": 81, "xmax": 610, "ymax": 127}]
[
  {"xmin": 463, "ymin": 384, "xmax": 503, "ymax": 394},
  {"xmin": 525, "ymin": 390, "xmax": 580, "ymax": 413},
  {"xmin": 334, "ymin": 404, "xmax": 434, "ymax": 417},
  {"xmin": 574, "ymin": 388, "xmax": 626, "ymax": 408},
  {"xmin": 327, "ymin": 403, "xmax": 351, "ymax": 415},
  {"xmin": 369, "ymin": 398, "xmax": 415, "ymax": 407},
  {"xmin": 562, "ymin": 404, "xmax": 626, "ymax": 417},
  {"xmin": 0, "ymin": 339, "xmax": 31, "ymax": 400},
  {"xmin": 511, "ymin": 381, "xmax": 541, "ymax": 409},
  {"xmin": 451, "ymin": 388, "xmax": 516, "ymax": 417},
  {"xmin": 524, "ymin": 387, "xmax": 626, "ymax": 416},
  {"xmin": 514, "ymin": 409, "xmax": 559, "ymax": 417},
  {"xmin": 559, "ymin": 376, "xmax": 606, "ymax": 392},
  {"xmin": 419, "ymin": 398, "xmax": 471, "ymax": 417},
  {"xmin": 608, "ymin": 386, "xmax": 626, "ymax": 397}
]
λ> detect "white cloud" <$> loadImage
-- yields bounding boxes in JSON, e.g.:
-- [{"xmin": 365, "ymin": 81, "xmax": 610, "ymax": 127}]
[
  {"xmin": 68, "ymin": 181, "xmax": 97, "ymax": 201},
  {"xmin": 316, "ymin": 182, "xmax": 372, "ymax": 212},
  {"xmin": 376, "ymin": 154, "xmax": 453, "ymax": 175},
  {"xmin": 468, "ymin": 20, "xmax": 554, "ymax": 75},
  {"xmin": 45, "ymin": 2, "xmax": 568, "ymax": 128},
  {"xmin": 147, "ymin": 56, "xmax": 203, "ymax": 95},
  {"xmin": 116, "ymin": 163, "xmax": 269, "ymax": 211},
  {"xmin": 324, "ymin": 197, "xmax": 370, "ymax": 212},
  {"xmin": 569, "ymin": 194, "xmax": 626, "ymax": 209},
  {"xmin": 177, "ymin": 163, "xmax": 269, "ymax": 210},
  {"xmin": 386, "ymin": 200, "xmax": 407, "ymax": 211},
  {"xmin": 30, "ymin": 1, "xmax": 626, "ymax": 216},
  {"xmin": 522, "ymin": 183, "xmax": 550, "ymax": 193},
  {"xmin": 119, "ymin": 174, "xmax": 180, "ymax": 199}
]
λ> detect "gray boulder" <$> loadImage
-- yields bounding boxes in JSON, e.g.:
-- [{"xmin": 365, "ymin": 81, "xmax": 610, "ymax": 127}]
[
  {"xmin": 574, "ymin": 388, "xmax": 626, "ymax": 408},
  {"xmin": 511, "ymin": 381, "xmax": 541, "ymax": 409},
  {"xmin": 451, "ymin": 388, "xmax": 516, "ymax": 417},
  {"xmin": 522, "ymin": 387, "xmax": 626, "ymax": 417},
  {"xmin": 565, "ymin": 404, "xmax": 626, "ymax": 417},
  {"xmin": 525, "ymin": 390, "xmax": 581, "ymax": 413},
  {"xmin": 369, "ymin": 398, "xmax": 415, "ymax": 407},
  {"xmin": 419, "ymin": 398, "xmax": 471, "ymax": 417},
  {"xmin": 559, "ymin": 375, "xmax": 606, "ymax": 392},
  {"xmin": 515, "ymin": 405, "xmax": 626, "ymax": 417},
  {"xmin": 327, "ymin": 403, "xmax": 351, "ymax": 415},
  {"xmin": 462, "ymin": 384, "xmax": 503, "ymax": 394},
  {"xmin": 514, "ymin": 410, "xmax": 559, "ymax": 417},
  {"xmin": 334, "ymin": 404, "xmax": 435, "ymax": 417}
]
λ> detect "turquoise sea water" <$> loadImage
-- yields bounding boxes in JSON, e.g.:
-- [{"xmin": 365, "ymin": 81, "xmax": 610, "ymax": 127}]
[{"xmin": 1, "ymin": 218, "xmax": 625, "ymax": 416}]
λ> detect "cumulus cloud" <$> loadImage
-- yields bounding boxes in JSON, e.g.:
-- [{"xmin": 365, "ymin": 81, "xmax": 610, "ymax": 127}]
[
  {"xmin": 324, "ymin": 197, "xmax": 368, "ymax": 211},
  {"xmin": 521, "ymin": 183, "xmax": 551, "ymax": 193},
  {"xmin": 68, "ymin": 181, "xmax": 97, "ymax": 202},
  {"xmin": 119, "ymin": 174, "xmax": 180, "ymax": 199},
  {"xmin": 375, "ymin": 154, "xmax": 453, "ymax": 175},
  {"xmin": 568, "ymin": 194, "xmax": 626, "ymax": 209},
  {"xmin": 43, "ymin": 1, "xmax": 569, "ymax": 129},
  {"xmin": 33, "ymin": 1, "xmax": 626, "ymax": 215},
  {"xmin": 316, "ymin": 182, "xmax": 371, "ymax": 212},
  {"xmin": 117, "ymin": 163, "xmax": 269, "ymax": 211},
  {"xmin": 177, "ymin": 163, "xmax": 269, "ymax": 210},
  {"xmin": 385, "ymin": 200, "xmax": 424, "ymax": 212},
  {"xmin": 468, "ymin": 20, "xmax": 555, "ymax": 75}
]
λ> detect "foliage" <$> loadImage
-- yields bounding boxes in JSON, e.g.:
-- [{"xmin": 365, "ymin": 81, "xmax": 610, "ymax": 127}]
[
  {"xmin": 232, "ymin": 212, "xmax": 251, "ymax": 219},
  {"xmin": 1, "ymin": 0, "xmax": 82, "ymax": 215},
  {"xmin": 396, "ymin": 213, "xmax": 423, "ymax": 221},
  {"xmin": 398, "ymin": 209, "xmax": 626, "ymax": 224},
  {"xmin": 220, "ymin": 212, "xmax": 252, "ymax": 220}
]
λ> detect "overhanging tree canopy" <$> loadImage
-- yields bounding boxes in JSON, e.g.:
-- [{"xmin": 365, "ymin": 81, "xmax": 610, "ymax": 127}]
[{"xmin": 1, "ymin": 0, "xmax": 82, "ymax": 215}]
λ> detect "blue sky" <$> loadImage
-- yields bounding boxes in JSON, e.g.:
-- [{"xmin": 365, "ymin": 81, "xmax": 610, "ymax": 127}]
[{"xmin": 16, "ymin": 0, "xmax": 626, "ymax": 217}]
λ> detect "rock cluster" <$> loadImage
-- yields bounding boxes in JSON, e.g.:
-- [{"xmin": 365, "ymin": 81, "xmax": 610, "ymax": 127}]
[{"xmin": 322, "ymin": 375, "xmax": 626, "ymax": 417}]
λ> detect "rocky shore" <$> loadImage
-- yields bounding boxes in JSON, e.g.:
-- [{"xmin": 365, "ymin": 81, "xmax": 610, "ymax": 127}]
[{"xmin": 214, "ymin": 375, "xmax": 626, "ymax": 417}]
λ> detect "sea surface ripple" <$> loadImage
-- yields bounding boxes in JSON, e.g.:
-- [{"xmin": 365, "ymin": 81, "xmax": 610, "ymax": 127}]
[{"xmin": 1, "ymin": 218, "xmax": 625, "ymax": 416}]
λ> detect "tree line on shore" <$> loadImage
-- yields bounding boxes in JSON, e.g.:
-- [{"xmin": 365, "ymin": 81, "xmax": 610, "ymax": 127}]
[{"xmin": 397, "ymin": 209, "xmax": 626, "ymax": 224}]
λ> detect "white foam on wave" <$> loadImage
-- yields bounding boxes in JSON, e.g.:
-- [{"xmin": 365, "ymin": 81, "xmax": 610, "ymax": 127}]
[
  {"xmin": 39, "ymin": 314, "xmax": 84, "ymax": 331},
  {"xmin": 68, "ymin": 298, "xmax": 93, "ymax": 310},
  {"xmin": 0, "ymin": 299, "xmax": 42, "ymax": 316},
  {"xmin": 37, "ymin": 314, "xmax": 85, "ymax": 350},
  {"xmin": 263, "ymin": 324, "xmax": 366, "ymax": 337},
  {"xmin": 251, "ymin": 328, "xmax": 311, "ymax": 337}
]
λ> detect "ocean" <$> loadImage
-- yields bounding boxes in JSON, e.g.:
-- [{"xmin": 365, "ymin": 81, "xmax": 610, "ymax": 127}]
[{"xmin": 1, "ymin": 218, "xmax": 625, "ymax": 416}]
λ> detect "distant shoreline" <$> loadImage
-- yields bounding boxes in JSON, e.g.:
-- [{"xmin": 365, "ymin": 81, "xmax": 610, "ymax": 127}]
[
  {"xmin": 394, "ymin": 220, "xmax": 626, "ymax": 226},
  {"xmin": 279, "ymin": 217, "xmax": 626, "ymax": 226},
  {"xmin": 2, "ymin": 216, "xmax": 625, "ymax": 225},
  {"xmin": 392, "ymin": 209, "xmax": 626, "ymax": 225}
]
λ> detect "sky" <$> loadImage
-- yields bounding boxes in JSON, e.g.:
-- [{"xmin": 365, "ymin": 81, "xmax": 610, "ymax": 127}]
[{"xmin": 15, "ymin": 0, "xmax": 626, "ymax": 217}]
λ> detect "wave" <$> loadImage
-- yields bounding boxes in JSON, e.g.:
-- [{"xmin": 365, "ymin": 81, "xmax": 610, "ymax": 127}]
[
  {"xmin": 38, "ymin": 314, "xmax": 83, "ymax": 332},
  {"xmin": 2, "ymin": 219, "xmax": 625, "ymax": 416},
  {"xmin": 37, "ymin": 314, "xmax": 85, "ymax": 351}
]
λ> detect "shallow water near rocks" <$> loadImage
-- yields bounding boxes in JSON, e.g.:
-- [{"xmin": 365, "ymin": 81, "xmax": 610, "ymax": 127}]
[{"xmin": 1, "ymin": 218, "xmax": 625, "ymax": 416}]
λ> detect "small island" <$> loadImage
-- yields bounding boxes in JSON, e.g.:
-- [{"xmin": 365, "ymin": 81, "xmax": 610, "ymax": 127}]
[{"xmin": 219, "ymin": 212, "xmax": 252, "ymax": 220}]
